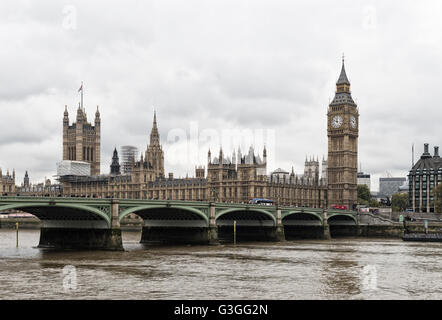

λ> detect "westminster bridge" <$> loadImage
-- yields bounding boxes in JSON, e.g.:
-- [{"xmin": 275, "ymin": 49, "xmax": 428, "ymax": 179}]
[{"xmin": 0, "ymin": 196, "xmax": 358, "ymax": 250}]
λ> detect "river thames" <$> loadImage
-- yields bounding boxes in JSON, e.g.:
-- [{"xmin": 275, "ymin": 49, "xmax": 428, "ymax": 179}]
[{"xmin": 0, "ymin": 229, "xmax": 441, "ymax": 300}]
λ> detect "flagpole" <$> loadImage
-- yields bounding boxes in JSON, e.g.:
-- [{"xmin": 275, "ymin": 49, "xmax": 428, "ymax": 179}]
[
  {"xmin": 412, "ymin": 143, "xmax": 414, "ymax": 167},
  {"xmin": 81, "ymin": 81, "xmax": 83, "ymax": 110}
]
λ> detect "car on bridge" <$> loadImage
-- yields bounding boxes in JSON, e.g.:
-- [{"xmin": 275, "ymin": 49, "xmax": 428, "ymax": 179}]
[{"xmin": 249, "ymin": 198, "xmax": 274, "ymax": 206}]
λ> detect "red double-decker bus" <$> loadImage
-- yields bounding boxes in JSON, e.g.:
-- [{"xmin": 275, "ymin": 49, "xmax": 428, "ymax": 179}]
[{"xmin": 330, "ymin": 204, "xmax": 348, "ymax": 210}]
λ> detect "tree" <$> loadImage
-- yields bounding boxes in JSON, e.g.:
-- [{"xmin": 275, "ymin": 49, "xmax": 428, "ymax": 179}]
[
  {"xmin": 391, "ymin": 193, "xmax": 409, "ymax": 212},
  {"xmin": 358, "ymin": 184, "xmax": 371, "ymax": 203},
  {"xmin": 434, "ymin": 183, "xmax": 442, "ymax": 213},
  {"xmin": 369, "ymin": 199, "xmax": 380, "ymax": 207}
]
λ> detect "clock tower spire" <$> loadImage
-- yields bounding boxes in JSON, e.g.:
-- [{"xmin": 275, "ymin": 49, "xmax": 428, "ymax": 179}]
[{"xmin": 327, "ymin": 57, "xmax": 359, "ymax": 210}]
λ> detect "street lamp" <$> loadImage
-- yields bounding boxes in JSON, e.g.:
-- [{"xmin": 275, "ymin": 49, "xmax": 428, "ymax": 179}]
[
  {"xmin": 210, "ymin": 187, "xmax": 218, "ymax": 203},
  {"xmin": 324, "ymin": 189, "xmax": 328, "ymax": 209}
]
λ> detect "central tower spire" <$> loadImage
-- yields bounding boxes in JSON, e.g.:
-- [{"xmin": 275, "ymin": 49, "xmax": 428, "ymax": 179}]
[
  {"xmin": 337, "ymin": 55, "xmax": 350, "ymax": 87},
  {"xmin": 331, "ymin": 56, "xmax": 355, "ymax": 105},
  {"xmin": 150, "ymin": 110, "xmax": 160, "ymax": 146},
  {"xmin": 145, "ymin": 111, "xmax": 164, "ymax": 178}
]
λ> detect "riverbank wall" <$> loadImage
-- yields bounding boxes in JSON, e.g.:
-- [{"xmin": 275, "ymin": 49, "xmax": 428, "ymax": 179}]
[
  {"xmin": 0, "ymin": 218, "xmax": 143, "ymax": 230},
  {"xmin": 358, "ymin": 223, "xmax": 442, "ymax": 238},
  {"xmin": 2, "ymin": 217, "xmax": 442, "ymax": 239}
]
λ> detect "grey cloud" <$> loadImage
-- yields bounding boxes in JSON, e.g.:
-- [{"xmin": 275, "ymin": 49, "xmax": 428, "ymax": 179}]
[{"xmin": 0, "ymin": 0, "xmax": 441, "ymax": 191}]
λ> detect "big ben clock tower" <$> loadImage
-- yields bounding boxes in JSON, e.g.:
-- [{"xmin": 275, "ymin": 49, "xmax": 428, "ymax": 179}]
[{"xmin": 327, "ymin": 57, "xmax": 359, "ymax": 210}]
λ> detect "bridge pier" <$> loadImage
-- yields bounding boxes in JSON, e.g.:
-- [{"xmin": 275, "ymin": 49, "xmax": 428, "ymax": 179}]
[
  {"xmin": 272, "ymin": 226, "xmax": 285, "ymax": 242},
  {"xmin": 323, "ymin": 224, "xmax": 331, "ymax": 240},
  {"xmin": 38, "ymin": 227, "xmax": 123, "ymax": 250},
  {"xmin": 323, "ymin": 210, "xmax": 331, "ymax": 240},
  {"xmin": 110, "ymin": 199, "xmax": 123, "ymax": 250},
  {"xmin": 208, "ymin": 203, "xmax": 219, "ymax": 245},
  {"xmin": 273, "ymin": 208, "xmax": 285, "ymax": 242}
]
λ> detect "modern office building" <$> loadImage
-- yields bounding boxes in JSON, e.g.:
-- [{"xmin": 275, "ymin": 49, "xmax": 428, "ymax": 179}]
[
  {"xmin": 379, "ymin": 177, "xmax": 406, "ymax": 200},
  {"xmin": 357, "ymin": 172, "xmax": 371, "ymax": 191},
  {"xmin": 120, "ymin": 145, "xmax": 139, "ymax": 175}
]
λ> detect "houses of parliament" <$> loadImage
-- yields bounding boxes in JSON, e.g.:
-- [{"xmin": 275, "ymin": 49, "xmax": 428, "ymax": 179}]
[{"xmin": 5, "ymin": 60, "xmax": 359, "ymax": 209}]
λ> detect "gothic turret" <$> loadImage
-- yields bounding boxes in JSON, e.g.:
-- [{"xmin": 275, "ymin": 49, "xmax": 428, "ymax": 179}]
[
  {"xmin": 110, "ymin": 148, "xmax": 121, "ymax": 175},
  {"xmin": 24, "ymin": 171, "xmax": 29, "ymax": 188},
  {"xmin": 219, "ymin": 148, "xmax": 223, "ymax": 166},
  {"xmin": 63, "ymin": 105, "xmax": 69, "ymax": 125},
  {"xmin": 263, "ymin": 146, "xmax": 267, "ymax": 164},
  {"xmin": 237, "ymin": 146, "xmax": 242, "ymax": 164},
  {"xmin": 150, "ymin": 111, "xmax": 160, "ymax": 146},
  {"xmin": 76, "ymin": 103, "xmax": 84, "ymax": 122},
  {"xmin": 95, "ymin": 106, "xmax": 100, "ymax": 125}
]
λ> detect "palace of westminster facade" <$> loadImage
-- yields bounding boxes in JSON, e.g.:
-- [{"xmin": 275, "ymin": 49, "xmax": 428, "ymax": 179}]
[{"xmin": 4, "ymin": 60, "xmax": 359, "ymax": 209}]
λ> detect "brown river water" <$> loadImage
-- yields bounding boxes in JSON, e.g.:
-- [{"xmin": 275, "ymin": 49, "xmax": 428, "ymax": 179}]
[{"xmin": 0, "ymin": 229, "xmax": 441, "ymax": 300}]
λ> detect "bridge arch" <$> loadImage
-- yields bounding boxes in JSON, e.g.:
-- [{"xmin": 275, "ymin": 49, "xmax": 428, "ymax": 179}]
[
  {"xmin": 327, "ymin": 213, "xmax": 357, "ymax": 225},
  {"xmin": 215, "ymin": 208, "xmax": 277, "ymax": 242},
  {"xmin": 119, "ymin": 205, "xmax": 210, "ymax": 245},
  {"xmin": 215, "ymin": 208, "xmax": 276, "ymax": 224},
  {"xmin": 281, "ymin": 210, "xmax": 324, "ymax": 239},
  {"xmin": 119, "ymin": 205, "xmax": 208, "ymax": 225},
  {"xmin": 327, "ymin": 213, "xmax": 358, "ymax": 237},
  {"xmin": 281, "ymin": 210, "xmax": 323, "ymax": 224},
  {"xmin": 0, "ymin": 202, "xmax": 111, "ymax": 226}
]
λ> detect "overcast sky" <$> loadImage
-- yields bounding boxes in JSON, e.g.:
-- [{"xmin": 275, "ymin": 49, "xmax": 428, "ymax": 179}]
[{"xmin": 1, "ymin": 0, "xmax": 441, "ymax": 191}]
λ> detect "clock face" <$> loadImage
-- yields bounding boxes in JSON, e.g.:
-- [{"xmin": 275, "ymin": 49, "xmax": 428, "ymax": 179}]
[
  {"xmin": 331, "ymin": 115, "xmax": 343, "ymax": 128},
  {"xmin": 350, "ymin": 116, "xmax": 357, "ymax": 128}
]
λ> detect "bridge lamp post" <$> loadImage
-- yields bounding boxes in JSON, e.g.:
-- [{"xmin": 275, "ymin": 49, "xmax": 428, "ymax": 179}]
[
  {"xmin": 210, "ymin": 187, "xmax": 218, "ymax": 203},
  {"xmin": 324, "ymin": 189, "xmax": 328, "ymax": 209}
]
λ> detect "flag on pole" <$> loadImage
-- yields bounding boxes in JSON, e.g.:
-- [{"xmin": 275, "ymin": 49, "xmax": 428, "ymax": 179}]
[{"xmin": 78, "ymin": 82, "xmax": 84, "ymax": 109}]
